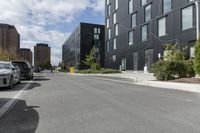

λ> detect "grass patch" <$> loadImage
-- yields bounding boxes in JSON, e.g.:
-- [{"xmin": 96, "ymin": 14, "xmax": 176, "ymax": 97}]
[{"xmin": 78, "ymin": 68, "xmax": 121, "ymax": 74}]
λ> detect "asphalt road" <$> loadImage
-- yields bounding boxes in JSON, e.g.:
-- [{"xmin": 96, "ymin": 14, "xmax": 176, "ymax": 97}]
[{"xmin": 0, "ymin": 73, "xmax": 200, "ymax": 133}]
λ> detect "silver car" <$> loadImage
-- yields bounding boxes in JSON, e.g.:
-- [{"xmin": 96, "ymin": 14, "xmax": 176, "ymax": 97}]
[{"xmin": 0, "ymin": 61, "xmax": 21, "ymax": 89}]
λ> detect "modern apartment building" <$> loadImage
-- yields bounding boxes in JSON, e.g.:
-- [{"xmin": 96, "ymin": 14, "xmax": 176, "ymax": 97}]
[
  {"xmin": 20, "ymin": 48, "xmax": 33, "ymax": 66},
  {"xmin": 105, "ymin": 0, "xmax": 198, "ymax": 71},
  {"xmin": 0, "ymin": 23, "xmax": 20, "ymax": 57},
  {"xmin": 62, "ymin": 22, "xmax": 105, "ymax": 70},
  {"xmin": 34, "ymin": 43, "xmax": 51, "ymax": 67}
]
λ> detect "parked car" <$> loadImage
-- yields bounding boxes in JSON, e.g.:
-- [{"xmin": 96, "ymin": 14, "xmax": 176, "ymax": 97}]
[
  {"xmin": 34, "ymin": 67, "xmax": 41, "ymax": 73},
  {"xmin": 0, "ymin": 61, "xmax": 21, "ymax": 89},
  {"xmin": 12, "ymin": 61, "xmax": 33, "ymax": 80}
]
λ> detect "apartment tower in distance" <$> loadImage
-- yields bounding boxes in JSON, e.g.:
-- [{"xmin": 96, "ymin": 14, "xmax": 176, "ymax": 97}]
[
  {"xmin": 34, "ymin": 43, "xmax": 51, "ymax": 67},
  {"xmin": 0, "ymin": 23, "xmax": 20, "ymax": 57},
  {"xmin": 20, "ymin": 48, "xmax": 33, "ymax": 66},
  {"xmin": 105, "ymin": 0, "xmax": 198, "ymax": 71},
  {"xmin": 62, "ymin": 22, "xmax": 105, "ymax": 70}
]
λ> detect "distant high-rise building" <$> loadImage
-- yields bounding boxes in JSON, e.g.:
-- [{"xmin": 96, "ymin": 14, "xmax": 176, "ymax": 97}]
[
  {"xmin": 0, "ymin": 23, "xmax": 20, "ymax": 57},
  {"xmin": 34, "ymin": 43, "xmax": 51, "ymax": 67},
  {"xmin": 20, "ymin": 48, "xmax": 33, "ymax": 66}
]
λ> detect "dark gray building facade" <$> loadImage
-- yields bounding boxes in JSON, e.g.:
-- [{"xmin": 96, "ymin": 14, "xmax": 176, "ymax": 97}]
[
  {"xmin": 105, "ymin": 0, "xmax": 198, "ymax": 71},
  {"xmin": 62, "ymin": 23, "xmax": 105, "ymax": 70}
]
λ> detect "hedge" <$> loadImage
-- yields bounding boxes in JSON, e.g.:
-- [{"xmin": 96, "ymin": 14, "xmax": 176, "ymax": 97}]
[{"xmin": 151, "ymin": 60, "xmax": 195, "ymax": 81}]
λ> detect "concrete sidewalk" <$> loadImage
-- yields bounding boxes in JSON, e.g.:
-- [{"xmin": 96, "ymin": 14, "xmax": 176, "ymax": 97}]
[{"xmin": 74, "ymin": 71, "xmax": 200, "ymax": 93}]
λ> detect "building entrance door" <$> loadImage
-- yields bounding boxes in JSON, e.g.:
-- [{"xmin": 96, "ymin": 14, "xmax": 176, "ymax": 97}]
[
  {"xmin": 121, "ymin": 58, "xmax": 126, "ymax": 71},
  {"xmin": 145, "ymin": 49, "xmax": 153, "ymax": 71},
  {"xmin": 133, "ymin": 52, "xmax": 138, "ymax": 71}
]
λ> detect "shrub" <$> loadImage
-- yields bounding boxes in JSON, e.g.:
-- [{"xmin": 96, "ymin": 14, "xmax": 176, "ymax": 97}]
[
  {"xmin": 100, "ymin": 69, "xmax": 121, "ymax": 74},
  {"xmin": 183, "ymin": 60, "xmax": 195, "ymax": 77},
  {"xmin": 163, "ymin": 44, "xmax": 185, "ymax": 61},
  {"xmin": 78, "ymin": 68, "xmax": 121, "ymax": 74},
  {"xmin": 194, "ymin": 38, "xmax": 200, "ymax": 75},
  {"xmin": 151, "ymin": 60, "xmax": 195, "ymax": 81}
]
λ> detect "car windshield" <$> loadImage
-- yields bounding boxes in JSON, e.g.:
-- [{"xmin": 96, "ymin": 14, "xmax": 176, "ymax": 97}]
[
  {"xmin": 13, "ymin": 62, "xmax": 29, "ymax": 69},
  {"xmin": 0, "ymin": 63, "xmax": 10, "ymax": 69}
]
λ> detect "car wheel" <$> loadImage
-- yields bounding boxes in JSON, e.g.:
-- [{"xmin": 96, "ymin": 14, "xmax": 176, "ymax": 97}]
[{"xmin": 8, "ymin": 76, "xmax": 13, "ymax": 89}]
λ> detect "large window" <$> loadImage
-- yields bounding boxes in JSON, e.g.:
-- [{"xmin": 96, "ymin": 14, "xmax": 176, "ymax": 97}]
[
  {"xmin": 113, "ymin": 38, "xmax": 117, "ymax": 50},
  {"xmin": 131, "ymin": 13, "xmax": 136, "ymax": 29},
  {"xmin": 106, "ymin": 18, "xmax": 109, "ymax": 28},
  {"xmin": 145, "ymin": 4, "xmax": 151, "ymax": 22},
  {"xmin": 113, "ymin": 12, "xmax": 117, "ymax": 24},
  {"xmin": 141, "ymin": 25, "xmax": 148, "ymax": 42},
  {"xmin": 115, "ymin": 24, "xmax": 119, "ymax": 36},
  {"xmin": 106, "ymin": 0, "xmax": 110, "ymax": 5},
  {"xmin": 141, "ymin": 0, "xmax": 147, "ymax": 6},
  {"xmin": 108, "ymin": 4, "xmax": 111, "ymax": 16},
  {"xmin": 115, "ymin": 0, "xmax": 119, "ymax": 10},
  {"xmin": 129, "ymin": 0, "xmax": 133, "ymax": 14},
  {"xmin": 112, "ymin": 55, "xmax": 117, "ymax": 62},
  {"xmin": 108, "ymin": 28, "xmax": 111, "ymax": 39},
  {"xmin": 158, "ymin": 17, "xmax": 166, "ymax": 37},
  {"xmin": 129, "ymin": 31, "xmax": 134, "ymax": 45},
  {"xmin": 182, "ymin": 6, "xmax": 193, "ymax": 30},
  {"xmin": 163, "ymin": 0, "xmax": 171, "ymax": 14}
]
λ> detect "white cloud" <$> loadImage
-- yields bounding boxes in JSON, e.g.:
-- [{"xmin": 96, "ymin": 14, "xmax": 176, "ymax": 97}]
[{"xmin": 0, "ymin": 0, "xmax": 104, "ymax": 65}]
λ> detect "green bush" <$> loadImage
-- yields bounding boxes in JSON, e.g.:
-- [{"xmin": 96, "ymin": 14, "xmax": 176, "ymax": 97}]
[
  {"xmin": 194, "ymin": 38, "xmax": 200, "ymax": 75},
  {"xmin": 91, "ymin": 63, "xmax": 101, "ymax": 70},
  {"xmin": 151, "ymin": 60, "xmax": 195, "ymax": 81},
  {"xmin": 78, "ymin": 68, "xmax": 121, "ymax": 74},
  {"xmin": 100, "ymin": 69, "xmax": 121, "ymax": 74}
]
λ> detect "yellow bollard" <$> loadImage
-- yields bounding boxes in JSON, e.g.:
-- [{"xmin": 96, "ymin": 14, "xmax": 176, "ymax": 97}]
[{"xmin": 70, "ymin": 67, "xmax": 75, "ymax": 74}]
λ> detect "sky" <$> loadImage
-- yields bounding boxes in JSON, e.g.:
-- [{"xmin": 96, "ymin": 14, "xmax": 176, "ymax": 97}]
[{"xmin": 0, "ymin": 0, "xmax": 105, "ymax": 65}]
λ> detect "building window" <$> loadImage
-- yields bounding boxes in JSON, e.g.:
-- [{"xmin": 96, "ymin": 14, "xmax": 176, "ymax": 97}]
[
  {"xmin": 141, "ymin": 0, "xmax": 147, "ymax": 6},
  {"xmin": 113, "ymin": 12, "xmax": 117, "ymax": 24},
  {"xmin": 113, "ymin": 38, "xmax": 117, "ymax": 50},
  {"xmin": 131, "ymin": 13, "xmax": 136, "ymax": 29},
  {"xmin": 106, "ymin": 18, "xmax": 110, "ymax": 28},
  {"xmin": 98, "ymin": 28, "xmax": 101, "ymax": 34},
  {"xmin": 145, "ymin": 4, "xmax": 151, "ymax": 22},
  {"xmin": 158, "ymin": 17, "xmax": 167, "ymax": 37},
  {"xmin": 190, "ymin": 46, "xmax": 195, "ymax": 59},
  {"xmin": 129, "ymin": 0, "xmax": 133, "ymax": 14},
  {"xmin": 112, "ymin": 55, "xmax": 117, "ymax": 62},
  {"xmin": 182, "ymin": 6, "xmax": 193, "ymax": 30},
  {"xmin": 108, "ymin": 5, "xmax": 111, "ymax": 16},
  {"xmin": 94, "ymin": 34, "xmax": 100, "ymax": 40},
  {"xmin": 106, "ymin": 41, "xmax": 110, "ymax": 52},
  {"xmin": 115, "ymin": 24, "xmax": 119, "ymax": 36},
  {"xmin": 108, "ymin": 28, "xmax": 111, "ymax": 39},
  {"xmin": 94, "ymin": 28, "xmax": 98, "ymax": 34},
  {"xmin": 141, "ymin": 25, "xmax": 148, "ymax": 42},
  {"xmin": 106, "ymin": 0, "xmax": 110, "ymax": 5},
  {"xmin": 163, "ymin": 0, "xmax": 171, "ymax": 14},
  {"xmin": 115, "ymin": 0, "xmax": 119, "ymax": 10},
  {"xmin": 129, "ymin": 31, "xmax": 134, "ymax": 45}
]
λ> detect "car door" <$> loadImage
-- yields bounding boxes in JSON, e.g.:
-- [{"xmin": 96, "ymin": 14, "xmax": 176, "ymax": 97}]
[{"xmin": 11, "ymin": 64, "xmax": 18, "ymax": 83}]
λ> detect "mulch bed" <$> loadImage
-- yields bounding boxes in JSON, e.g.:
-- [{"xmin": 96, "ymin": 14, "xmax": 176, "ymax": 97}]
[{"xmin": 168, "ymin": 78, "xmax": 200, "ymax": 84}]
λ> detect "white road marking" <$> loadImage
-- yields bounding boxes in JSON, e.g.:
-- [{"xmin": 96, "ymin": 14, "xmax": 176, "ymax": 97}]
[{"xmin": 0, "ymin": 80, "xmax": 33, "ymax": 120}]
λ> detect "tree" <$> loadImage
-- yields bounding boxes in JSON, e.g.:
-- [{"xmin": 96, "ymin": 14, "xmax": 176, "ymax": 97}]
[
  {"xmin": 0, "ymin": 48, "xmax": 18, "ymax": 61},
  {"xmin": 163, "ymin": 44, "xmax": 185, "ymax": 61},
  {"xmin": 194, "ymin": 38, "xmax": 200, "ymax": 75},
  {"xmin": 40, "ymin": 61, "xmax": 52, "ymax": 70},
  {"xmin": 82, "ymin": 48, "xmax": 100, "ymax": 70}
]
